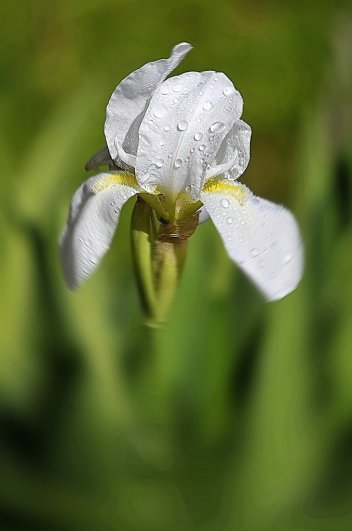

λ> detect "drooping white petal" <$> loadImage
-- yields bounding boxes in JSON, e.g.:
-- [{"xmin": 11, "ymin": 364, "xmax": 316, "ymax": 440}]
[
  {"xmin": 60, "ymin": 172, "xmax": 138, "ymax": 289},
  {"xmin": 201, "ymin": 180, "xmax": 303, "ymax": 300},
  {"xmin": 205, "ymin": 119, "xmax": 251, "ymax": 181},
  {"xmin": 136, "ymin": 71, "xmax": 243, "ymax": 198},
  {"xmin": 104, "ymin": 43, "xmax": 192, "ymax": 167}
]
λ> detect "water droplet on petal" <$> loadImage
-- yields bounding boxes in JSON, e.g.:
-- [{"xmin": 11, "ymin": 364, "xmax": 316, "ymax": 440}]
[
  {"xmin": 173, "ymin": 84, "xmax": 183, "ymax": 92},
  {"xmin": 223, "ymin": 86, "xmax": 234, "ymax": 96},
  {"xmin": 194, "ymin": 132, "xmax": 203, "ymax": 141},
  {"xmin": 190, "ymin": 147, "xmax": 195, "ymax": 153},
  {"xmin": 203, "ymin": 101, "xmax": 213, "ymax": 111},
  {"xmin": 174, "ymin": 158, "xmax": 183, "ymax": 168},
  {"xmin": 226, "ymin": 217, "xmax": 233, "ymax": 224},
  {"xmin": 199, "ymin": 144, "xmax": 206, "ymax": 152},
  {"xmin": 221, "ymin": 198, "xmax": 230, "ymax": 208},
  {"xmin": 153, "ymin": 106, "xmax": 166, "ymax": 119},
  {"xmin": 210, "ymin": 121, "xmax": 225, "ymax": 133},
  {"xmin": 284, "ymin": 253, "xmax": 292, "ymax": 264},
  {"xmin": 177, "ymin": 120, "xmax": 188, "ymax": 131},
  {"xmin": 155, "ymin": 159, "xmax": 164, "ymax": 168},
  {"xmin": 140, "ymin": 124, "xmax": 150, "ymax": 134},
  {"xmin": 164, "ymin": 125, "xmax": 170, "ymax": 132}
]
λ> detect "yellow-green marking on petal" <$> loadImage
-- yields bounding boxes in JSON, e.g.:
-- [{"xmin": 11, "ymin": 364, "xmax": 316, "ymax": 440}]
[
  {"xmin": 91, "ymin": 172, "xmax": 139, "ymax": 193},
  {"xmin": 203, "ymin": 177, "xmax": 249, "ymax": 205}
]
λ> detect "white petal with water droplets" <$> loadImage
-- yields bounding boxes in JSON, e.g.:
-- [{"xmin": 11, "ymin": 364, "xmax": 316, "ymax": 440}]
[
  {"xmin": 201, "ymin": 181, "xmax": 303, "ymax": 300},
  {"xmin": 60, "ymin": 173, "xmax": 137, "ymax": 289},
  {"xmin": 105, "ymin": 43, "xmax": 192, "ymax": 168},
  {"xmin": 136, "ymin": 71, "xmax": 243, "ymax": 198},
  {"xmin": 205, "ymin": 119, "xmax": 251, "ymax": 181}
]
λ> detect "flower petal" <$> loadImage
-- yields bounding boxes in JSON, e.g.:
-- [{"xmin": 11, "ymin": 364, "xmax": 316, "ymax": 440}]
[
  {"xmin": 198, "ymin": 205, "xmax": 210, "ymax": 224},
  {"xmin": 104, "ymin": 43, "xmax": 192, "ymax": 167},
  {"xmin": 60, "ymin": 172, "xmax": 138, "ymax": 289},
  {"xmin": 205, "ymin": 119, "xmax": 251, "ymax": 181},
  {"xmin": 201, "ymin": 180, "xmax": 303, "ymax": 300},
  {"xmin": 136, "ymin": 71, "xmax": 243, "ymax": 198}
]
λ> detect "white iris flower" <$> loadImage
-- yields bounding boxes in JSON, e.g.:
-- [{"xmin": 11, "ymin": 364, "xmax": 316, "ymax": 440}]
[{"xmin": 60, "ymin": 42, "xmax": 303, "ymax": 308}]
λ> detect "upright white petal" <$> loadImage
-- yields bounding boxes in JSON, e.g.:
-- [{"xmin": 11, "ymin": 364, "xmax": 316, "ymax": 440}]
[
  {"xmin": 205, "ymin": 119, "xmax": 251, "ymax": 181},
  {"xmin": 201, "ymin": 180, "xmax": 303, "ymax": 300},
  {"xmin": 60, "ymin": 172, "xmax": 138, "ymax": 289},
  {"xmin": 136, "ymin": 71, "xmax": 243, "ymax": 198},
  {"xmin": 105, "ymin": 43, "xmax": 192, "ymax": 168}
]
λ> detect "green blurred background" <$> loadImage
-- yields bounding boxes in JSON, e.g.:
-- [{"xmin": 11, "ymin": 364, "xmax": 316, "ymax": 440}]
[{"xmin": 1, "ymin": 0, "xmax": 352, "ymax": 529}]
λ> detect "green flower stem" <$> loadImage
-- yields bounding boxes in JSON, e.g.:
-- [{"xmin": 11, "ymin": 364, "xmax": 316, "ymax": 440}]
[
  {"xmin": 152, "ymin": 238, "xmax": 188, "ymax": 326},
  {"xmin": 130, "ymin": 197, "xmax": 157, "ymax": 320},
  {"xmin": 131, "ymin": 197, "xmax": 199, "ymax": 327}
]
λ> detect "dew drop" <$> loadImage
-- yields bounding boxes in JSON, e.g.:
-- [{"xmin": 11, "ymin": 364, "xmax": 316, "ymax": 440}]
[
  {"xmin": 284, "ymin": 253, "xmax": 292, "ymax": 264},
  {"xmin": 164, "ymin": 125, "xmax": 170, "ymax": 132},
  {"xmin": 199, "ymin": 144, "xmax": 206, "ymax": 152},
  {"xmin": 177, "ymin": 120, "xmax": 188, "ymax": 131},
  {"xmin": 173, "ymin": 84, "xmax": 183, "ymax": 92},
  {"xmin": 226, "ymin": 217, "xmax": 233, "ymax": 224},
  {"xmin": 153, "ymin": 107, "xmax": 166, "ymax": 119},
  {"xmin": 190, "ymin": 147, "xmax": 195, "ymax": 153},
  {"xmin": 203, "ymin": 101, "xmax": 213, "ymax": 111},
  {"xmin": 223, "ymin": 86, "xmax": 234, "ymax": 96},
  {"xmin": 161, "ymin": 86, "xmax": 170, "ymax": 95},
  {"xmin": 155, "ymin": 159, "xmax": 164, "ymax": 168},
  {"xmin": 209, "ymin": 121, "xmax": 225, "ymax": 133},
  {"xmin": 174, "ymin": 158, "xmax": 183, "ymax": 168},
  {"xmin": 194, "ymin": 132, "xmax": 203, "ymax": 141},
  {"xmin": 140, "ymin": 124, "xmax": 150, "ymax": 134},
  {"xmin": 221, "ymin": 198, "xmax": 230, "ymax": 208}
]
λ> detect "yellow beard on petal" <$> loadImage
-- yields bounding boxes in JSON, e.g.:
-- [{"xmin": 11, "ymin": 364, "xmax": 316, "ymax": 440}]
[
  {"xmin": 203, "ymin": 177, "xmax": 249, "ymax": 205},
  {"xmin": 91, "ymin": 171, "xmax": 138, "ymax": 193}
]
